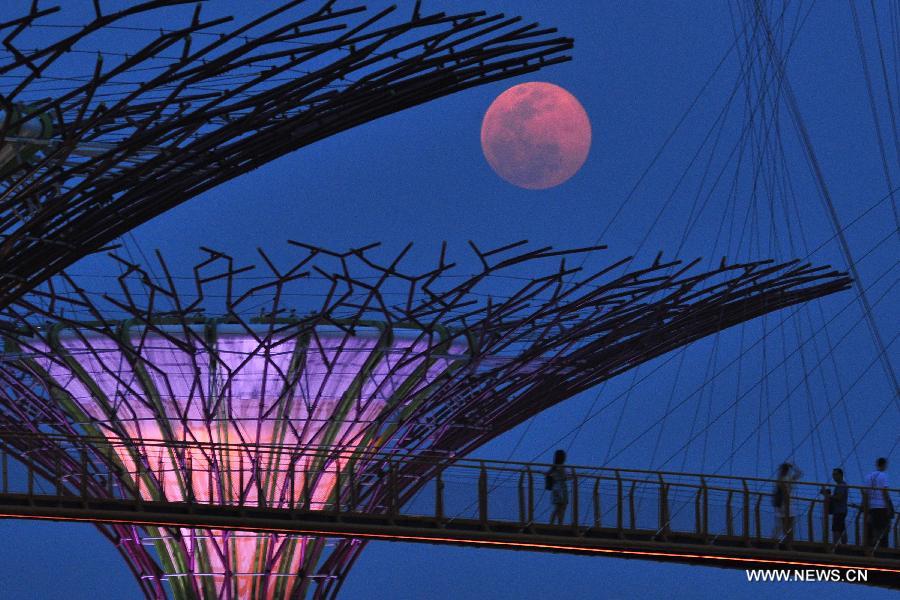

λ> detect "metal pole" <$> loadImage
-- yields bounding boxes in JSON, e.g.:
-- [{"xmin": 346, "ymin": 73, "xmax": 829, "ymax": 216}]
[
  {"xmin": 593, "ymin": 478, "xmax": 601, "ymax": 529},
  {"xmin": 785, "ymin": 489, "xmax": 793, "ymax": 550},
  {"xmin": 726, "ymin": 490, "xmax": 734, "ymax": 537},
  {"xmin": 694, "ymin": 488, "xmax": 702, "ymax": 535},
  {"xmin": 742, "ymin": 479, "xmax": 750, "ymax": 545},
  {"xmin": 136, "ymin": 456, "xmax": 143, "ymax": 504},
  {"xmin": 527, "ymin": 466, "xmax": 534, "ymax": 528},
  {"xmin": 862, "ymin": 494, "xmax": 870, "ymax": 548},
  {"xmin": 807, "ymin": 500, "xmax": 814, "ymax": 543},
  {"xmin": 388, "ymin": 459, "xmax": 398, "ymax": 523},
  {"xmin": 303, "ymin": 457, "xmax": 311, "ymax": 510},
  {"xmin": 334, "ymin": 460, "xmax": 342, "ymax": 517},
  {"xmin": 255, "ymin": 457, "xmax": 264, "ymax": 509},
  {"xmin": 238, "ymin": 452, "xmax": 245, "ymax": 507},
  {"xmin": 628, "ymin": 481, "xmax": 636, "ymax": 531},
  {"xmin": 207, "ymin": 458, "xmax": 213, "ymax": 504},
  {"xmin": 701, "ymin": 476, "xmax": 709, "ymax": 541},
  {"xmin": 615, "ymin": 470, "xmax": 623, "ymax": 536},
  {"xmin": 517, "ymin": 470, "xmax": 526, "ymax": 525},
  {"xmin": 348, "ymin": 460, "xmax": 356, "ymax": 512},
  {"xmin": 478, "ymin": 463, "xmax": 488, "ymax": 529},
  {"xmin": 289, "ymin": 456, "xmax": 296, "ymax": 510},
  {"xmin": 755, "ymin": 494, "xmax": 762, "ymax": 541},
  {"xmin": 185, "ymin": 452, "xmax": 192, "ymax": 504},
  {"xmin": 155, "ymin": 454, "xmax": 164, "ymax": 502},
  {"xmin": 571, "ymin": 469, "xmax": 579, "ymax": 533},
  {"xmin": 80, "ymin": 448, "xmax": 87, "ymax": 500},
  {"xmin": 436, "ymin": 469, "xmax": 445, "ymax": 528},
  {"xmin": 658, "ymin": 474, "xmax": 669, "ymax": 539}
]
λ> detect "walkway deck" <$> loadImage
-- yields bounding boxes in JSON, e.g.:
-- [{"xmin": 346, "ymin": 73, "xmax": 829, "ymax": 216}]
[{"xmin": 0, "ymin": 447, "xmax": 896, "ymax": 588}]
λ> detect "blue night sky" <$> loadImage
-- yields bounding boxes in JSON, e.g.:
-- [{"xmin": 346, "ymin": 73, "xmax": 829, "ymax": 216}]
[{"xmin": 0, "ymin": 1, "xmax": 897, "ymax": 598}]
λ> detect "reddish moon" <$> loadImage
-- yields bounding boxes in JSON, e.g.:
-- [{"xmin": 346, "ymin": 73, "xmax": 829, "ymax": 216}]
[{"xmin": 481, "ymin": 82, "xmax": 591, "ymax": 190}]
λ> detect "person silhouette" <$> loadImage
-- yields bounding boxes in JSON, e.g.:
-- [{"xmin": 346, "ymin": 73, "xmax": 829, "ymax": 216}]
[
  {"xmin": 820, "ymin": 467, "xmax": 848, "ymax": 549},
  {"xmin": 773, "ymin": 462, "xmax": 802, "ymax": 543},
  {"xmin": 864, "ymin": 457, "xmax": 893, "ymax": 550},
  {"xmin": 546, "ymin": 449, "xmax": 569, "ymax": 525}
]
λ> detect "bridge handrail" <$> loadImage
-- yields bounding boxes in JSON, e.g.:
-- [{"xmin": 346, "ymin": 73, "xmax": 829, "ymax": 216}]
[
  {"xmin": 1, "ymin": 432, "xmax": 898, "ymax": 566},
  {"xmin": 1, "ymin": 429, "xmax": 897, "ymax": 498}
]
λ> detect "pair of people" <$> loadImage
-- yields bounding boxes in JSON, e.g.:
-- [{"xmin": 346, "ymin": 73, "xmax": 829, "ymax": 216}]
[{"xmin": 820, "ymin": 457, "xmax": 892, "ymax": 550}]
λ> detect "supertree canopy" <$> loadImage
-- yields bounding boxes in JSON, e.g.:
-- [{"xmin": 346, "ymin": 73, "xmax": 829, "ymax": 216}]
[
  {"xmin": 0, "ymin": 0, "xmax": 573, "ymax": 308},
  {"xmin": 0, "ymin": 240, "xmax": 850, "ymax": 598}
]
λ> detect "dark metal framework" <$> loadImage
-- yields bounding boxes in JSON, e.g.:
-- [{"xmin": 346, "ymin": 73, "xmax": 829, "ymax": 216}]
[
  {"xmin": 0, "ymin": 240, "xmax": 850, "ymax": 598},
  {"xmin": 0, "ymin": 0, "xmax": 572, "ymax": 308}
]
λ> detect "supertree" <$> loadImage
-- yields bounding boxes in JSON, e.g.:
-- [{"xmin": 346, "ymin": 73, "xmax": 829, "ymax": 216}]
[
  {"xmin": 0, "ymin": 0, "xmax": 572, "ymax": 307},
  {"xmin": 0, "ymin": 240, "xmax": 850, "ymax": 598}
]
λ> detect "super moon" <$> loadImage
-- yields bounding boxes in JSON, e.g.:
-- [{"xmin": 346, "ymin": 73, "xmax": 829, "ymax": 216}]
[{"xmin": 480, "ymin": 82, "xmax": 591, "ymax": 190}]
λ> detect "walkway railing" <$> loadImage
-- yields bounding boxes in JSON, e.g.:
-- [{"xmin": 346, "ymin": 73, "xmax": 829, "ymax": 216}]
[{"xmin": 0, "ymin": 436, "xmax": 897, "ymax": 587}]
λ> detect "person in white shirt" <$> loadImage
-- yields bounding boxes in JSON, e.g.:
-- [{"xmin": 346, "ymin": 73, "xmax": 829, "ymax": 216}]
[
  {"xmin": 864, "ymin": 457, "xmax": 893, "ymax": 548},
  {"xmin": 773, "ymin": 462, "xmax": 802, "ymax": 543}
]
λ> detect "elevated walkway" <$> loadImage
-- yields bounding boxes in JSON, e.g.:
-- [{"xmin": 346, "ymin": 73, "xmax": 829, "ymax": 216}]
[{"xmin": 0, "ymin": 445, "xmax": 896, "ymax": 588}]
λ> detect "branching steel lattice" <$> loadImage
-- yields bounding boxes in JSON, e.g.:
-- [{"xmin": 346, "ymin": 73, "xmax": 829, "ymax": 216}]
[
  {"xmin": 0, "ymin": 0, "xmax": 573, "ymax": 308},
  {"xmin": 0, "ymin": 240, "xmax": 850, "ymax": 599}
]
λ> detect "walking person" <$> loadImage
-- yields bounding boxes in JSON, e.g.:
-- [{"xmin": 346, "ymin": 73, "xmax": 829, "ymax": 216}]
[
  {"xmin": 820, "ymin": 467, "xmax": 848, "ymax": 549},
  {"xmin": 864, "ymin": 457, "xmax": 893, "ymax": 550},
  {"xmin": 546, "ymin": 449, "xmax": 569, "ymax": 525},
  {"xmin": 772, "ymin": 462, "xmax": 802, "ymax": 543}
]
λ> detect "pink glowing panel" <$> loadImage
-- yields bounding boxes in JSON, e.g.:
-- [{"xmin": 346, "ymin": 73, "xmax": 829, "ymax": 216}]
[
  {"xmin": 27, "ymin": 326, "xmax": 466, "ymax": 501},
  {"xmin": 24, "ymin": 325, "xmax": 467, "ymax": 598}
]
